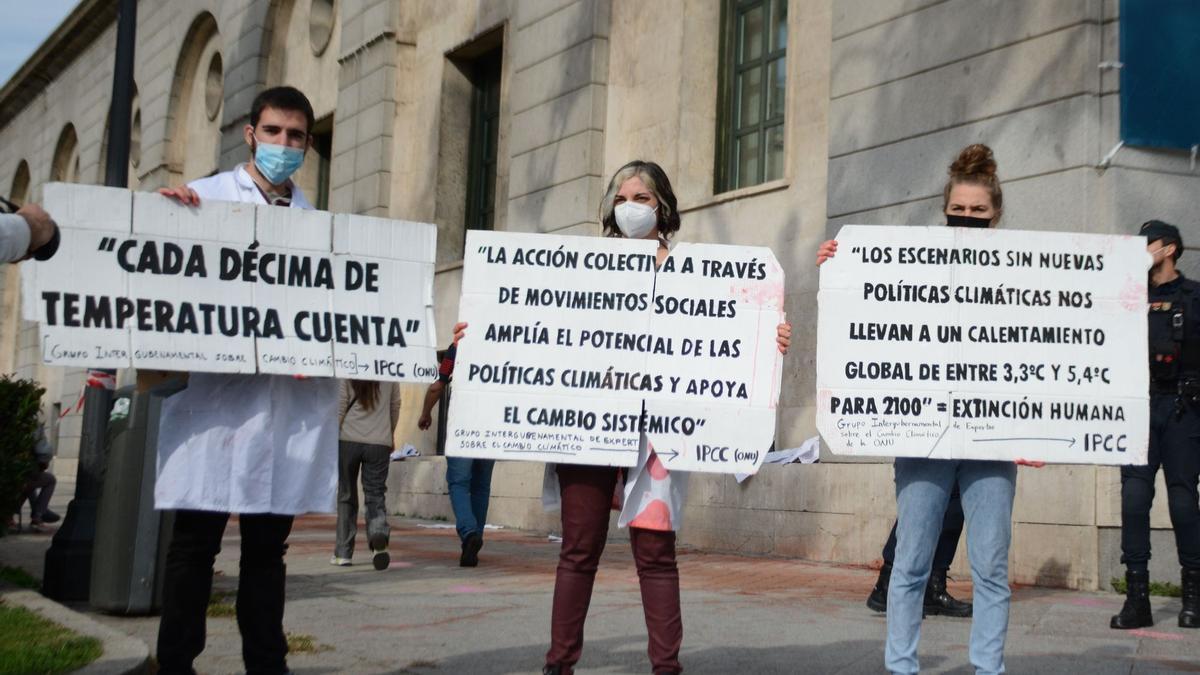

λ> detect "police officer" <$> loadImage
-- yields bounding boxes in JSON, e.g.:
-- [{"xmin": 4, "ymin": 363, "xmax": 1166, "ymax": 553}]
[{"xmin": 1111, "ymin": 220, "xmax": 1200, "ymax": 630}]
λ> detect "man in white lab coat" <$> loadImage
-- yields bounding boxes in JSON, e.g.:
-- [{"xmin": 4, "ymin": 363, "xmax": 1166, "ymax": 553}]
[{"xmin": 153, "ymin": 86, "xmax": 337, "ymax": 675}]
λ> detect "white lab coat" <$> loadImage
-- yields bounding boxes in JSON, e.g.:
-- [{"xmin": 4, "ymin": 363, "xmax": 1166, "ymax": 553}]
[{"xmin": 154, "ymin": 165, "xmax": 340, "ymax": 515}]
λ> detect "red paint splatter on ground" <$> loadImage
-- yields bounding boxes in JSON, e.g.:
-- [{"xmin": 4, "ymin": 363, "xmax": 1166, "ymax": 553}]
[
  {"xmin": 1067, "ymin": 597, "xmax": 1112, "ymax": 608},
  {"xmin": 1129, "ymin": 629, "xmax": 1186, "ymax": 641},
  {"xmin": 359, "ymin": 607, "xmax": 508, "ymax": 631}
]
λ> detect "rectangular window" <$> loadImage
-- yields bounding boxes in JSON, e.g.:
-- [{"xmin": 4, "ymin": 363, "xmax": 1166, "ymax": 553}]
[
  {"xmin": 465, "ymin": 50, "xmax": 502, "ymax": 232},
  {"xmin": 1119, "ymin": 0, "xmax": 1200, "ymax": 151},
  {"xmin": 291, "ymin": 115, "xmax": 332, "ymax": 210},
  {"xmin": 716, "ymin": 0, "xmax": 787, "ymax": 193},
  {"xmin": 311, "ymin": 115, "xmax": 333, "ymax": 210}
]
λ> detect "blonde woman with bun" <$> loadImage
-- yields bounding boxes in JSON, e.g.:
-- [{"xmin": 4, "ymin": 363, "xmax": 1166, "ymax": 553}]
[{"xmin": 818, "ymin": 145, "xmax": 1032, "ymax": 674}]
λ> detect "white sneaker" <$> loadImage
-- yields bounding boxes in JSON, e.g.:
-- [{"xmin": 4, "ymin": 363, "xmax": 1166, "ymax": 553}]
[{"xmin": 329, "ymin": 556, "xmax": 352, "ymax": 566}]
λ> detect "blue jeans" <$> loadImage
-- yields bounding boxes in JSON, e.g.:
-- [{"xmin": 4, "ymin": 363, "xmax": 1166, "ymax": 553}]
[
  {"xmin": 886, "ymin": 458, "xmax": 1016, "ymax": 675},
  {"xmin": 446, "ymin": 457, "xmax": 495, "ymax": 543}
]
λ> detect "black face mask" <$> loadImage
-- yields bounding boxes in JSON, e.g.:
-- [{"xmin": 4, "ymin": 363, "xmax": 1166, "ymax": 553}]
[{"xmin": 946, "ymin": 214, "xmax": 992, "ymax": 229}]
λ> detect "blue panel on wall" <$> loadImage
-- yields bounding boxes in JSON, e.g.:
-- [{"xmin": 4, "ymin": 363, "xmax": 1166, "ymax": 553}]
[{"xmin": 1120, "ymin": 0, "xmax": 1200, "ymax": 150}]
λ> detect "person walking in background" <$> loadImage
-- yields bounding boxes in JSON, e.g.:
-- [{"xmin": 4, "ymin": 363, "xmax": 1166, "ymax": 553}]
[
  {"xmin": 418, "ymin": 337, "xmax": 495, "ymax": 567},
  {"xmin": 333, "ymin": 378, "xmax": 402, "ymax": 570}
]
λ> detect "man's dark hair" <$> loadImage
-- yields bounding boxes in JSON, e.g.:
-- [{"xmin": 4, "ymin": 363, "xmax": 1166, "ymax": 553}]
[{"xmin": 250, "ymin": 86, "xmax": 315, "ymax": 134}]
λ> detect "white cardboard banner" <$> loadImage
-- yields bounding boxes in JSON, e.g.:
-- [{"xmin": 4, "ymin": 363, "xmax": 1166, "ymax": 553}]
[
  {"xmin": 446, "ymin": 230, "xmax": 785, "ymax": 475},
  {"xmin": 817, "ymin": 225, "xmax": 1150, "ymax": 464},
  {"xmin": 21, "ymin": 183, "xmax": 438, "ymax": 382}
]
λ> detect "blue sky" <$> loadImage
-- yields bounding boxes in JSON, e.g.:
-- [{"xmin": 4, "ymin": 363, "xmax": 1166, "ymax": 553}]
[{"xmin": 0, "ymin": 1, "xmax": 80, "ymax": 87}]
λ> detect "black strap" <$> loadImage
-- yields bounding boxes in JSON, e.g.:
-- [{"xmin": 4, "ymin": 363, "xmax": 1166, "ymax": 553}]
[{"xmin": 1178, "ymin": 282, "xmax": 1200, "ymax": 372}]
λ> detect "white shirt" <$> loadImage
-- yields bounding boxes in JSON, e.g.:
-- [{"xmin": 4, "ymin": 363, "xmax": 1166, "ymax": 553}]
[
  {"xmin": 155, "ymin": 165, "xmax": 339, "ymax": 515},
  {"xmin": 0, "ymin": 213, "xmax": 31, "ymax": 263}
]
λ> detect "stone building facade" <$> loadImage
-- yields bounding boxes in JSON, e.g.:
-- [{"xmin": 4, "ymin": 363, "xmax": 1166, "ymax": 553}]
[{"xmin": 1, "ymin": 0, "xmax": 1196, "ymax": 589}]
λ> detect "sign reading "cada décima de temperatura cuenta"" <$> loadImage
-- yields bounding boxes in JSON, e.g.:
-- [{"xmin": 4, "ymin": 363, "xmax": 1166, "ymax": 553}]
[{"xmin": 22, "ymin": 183, "xmax": 438, "ymax": 382}]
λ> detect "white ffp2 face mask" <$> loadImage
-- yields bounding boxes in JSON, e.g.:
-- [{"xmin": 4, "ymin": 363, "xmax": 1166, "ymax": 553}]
[{"xmin": 614, "ymin": 201, "xmax": 658, "ymax": 239}]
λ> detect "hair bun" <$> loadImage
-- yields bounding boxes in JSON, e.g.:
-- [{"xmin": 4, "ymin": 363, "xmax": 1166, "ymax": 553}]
[{"xmin": 949, "ymin": 143, "xmax": 997, "ymax": 177}]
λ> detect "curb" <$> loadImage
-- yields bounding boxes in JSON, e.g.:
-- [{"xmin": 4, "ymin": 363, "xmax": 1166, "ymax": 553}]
[{"xmin": 0, "ymin": 585, "xmax": 150, "ymax": 675}]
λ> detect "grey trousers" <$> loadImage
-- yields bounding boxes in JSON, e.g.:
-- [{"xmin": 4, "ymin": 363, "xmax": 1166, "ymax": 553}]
[
  {"xmin": 27, "ymin": 470, "xmax": 56, "ymax": 521},
  {"xmin": 336, "ymin": 440, "xmax": 391, "ymax": 559}
]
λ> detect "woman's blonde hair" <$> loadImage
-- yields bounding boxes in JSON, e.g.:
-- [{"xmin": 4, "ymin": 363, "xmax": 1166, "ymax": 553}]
[{"xmin": 942, "ymin": 143, "xmax": 1003, "ymax": 222}]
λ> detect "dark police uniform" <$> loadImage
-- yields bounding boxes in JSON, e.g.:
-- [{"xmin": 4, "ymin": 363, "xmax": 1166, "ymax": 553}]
[
  {"xmin": 1125, "ymin": 273, "xmax": 1200, "ymax": 571},
  {"xmin": 1112, "ymin": 220, "xmax": 1200, "ymax": 629}
]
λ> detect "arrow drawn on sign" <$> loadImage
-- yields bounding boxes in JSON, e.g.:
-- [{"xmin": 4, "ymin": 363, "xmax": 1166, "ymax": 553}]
[
  {"xmin": 656, "ymin": 448, "xmax": 680, "ymax": 461},
  {"xmin": 973, "ymin": 437, "xmax": 1076, "ymax": 447}
]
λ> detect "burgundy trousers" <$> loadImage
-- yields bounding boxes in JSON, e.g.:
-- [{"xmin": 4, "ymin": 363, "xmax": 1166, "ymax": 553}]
[{"xmin": 545, "ymin": 464, "xmax": 683, "ymax": 674}]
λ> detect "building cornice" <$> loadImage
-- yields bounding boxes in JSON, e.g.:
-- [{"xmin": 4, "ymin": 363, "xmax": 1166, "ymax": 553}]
[{"xmin": 0, "ymin": 0, "xmax": 118, "ymax": 129}]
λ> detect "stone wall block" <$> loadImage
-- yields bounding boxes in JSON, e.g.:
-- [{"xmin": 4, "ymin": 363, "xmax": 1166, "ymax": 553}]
[
  {"xmin": 511, "ymin": 40, "xmax": 603, "ymax": 115},
  {"xmin": 1013, "ymin": 464, "xmax": 1096, "ymax": 526},
  {"xmin": 357, "ymin": 100, "xmax": 396, "ymax": 143},
  {"xmin": 506, "ymin": 175, "xmax": 597, "ymax": 232},
  {"xmin": 831, "ymin": 25, "xmax": 1095, "ymax": 157},
  {"xmin": 828, "ymin": 95, "xmax": 1092, "ymax": 218},
  {"xmin": 679, "ymin": 505, "xmax": 777, "ymax": 555},
  {"xmin": 514, "ymin": 0, "xmax": 582, "ymax": 30},
  {"xmin": 509, "ymin": 85, "xmax": 600, "ymax": 156},
  {"xmin": 513, "ymin": 0, "xmax": 606, "ymax": 72},
  {"xmin": 832, "ymin": 0, "xmax": 1092, "ymax": 96},
  {"xmin": 508, "ymin": 129, "xmax": 602, "ymax": 198},
  {"xmin": 1009, "ymin": 522, "xmax": 1099, "ymax": 590}
]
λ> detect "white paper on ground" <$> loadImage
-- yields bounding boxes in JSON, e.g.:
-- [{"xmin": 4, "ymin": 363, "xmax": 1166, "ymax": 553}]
[
  {"xmin": 390, "ymin": 444, "xmax": 420, "ymax": 460},
  {"xmin": 734, "ymin": 435, "xmax": 821, "ymax": 483}
]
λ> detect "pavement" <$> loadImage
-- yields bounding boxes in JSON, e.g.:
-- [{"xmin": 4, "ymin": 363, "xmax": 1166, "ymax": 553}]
[{"xmin": 3, "ymin": 474, "xmax": 1199, "ymax": 674}]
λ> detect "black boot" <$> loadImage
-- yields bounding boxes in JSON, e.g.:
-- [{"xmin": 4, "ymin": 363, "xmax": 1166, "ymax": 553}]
[
  {"xmin": 1180, "ymin": 568, "xmax": 1200, "ymax": 628},
  {"xmin": 1110, "ymin": 569, "xmax": 1153, "ymax": 629},
  {"xmin": 866, "ymin": 563, "xmax": 891, "ymax": 612},
  {"xmin": 924, "ymin": 569, "xmax": 972, "ymax": 618}
]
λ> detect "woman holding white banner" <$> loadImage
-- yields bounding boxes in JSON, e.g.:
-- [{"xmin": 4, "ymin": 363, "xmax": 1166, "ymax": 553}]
[
  {"xmin": 818, "ymin": 144, "xmax": 1041, "ymax": 675},
  {"xmin": 456, "ymin": 160, "xmax": 792, "ymax": 675}
]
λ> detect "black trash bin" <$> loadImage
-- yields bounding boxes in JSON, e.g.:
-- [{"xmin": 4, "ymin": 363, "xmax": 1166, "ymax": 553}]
[{"xmin": 90, "ymin": 380, "xmax": 183, "ymax": 614}]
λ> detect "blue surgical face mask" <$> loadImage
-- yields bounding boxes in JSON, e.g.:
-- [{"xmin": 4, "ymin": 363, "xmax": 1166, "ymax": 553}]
[{"xmin": 252, "ymin": 134, "xmax": 305, "ymax": 185}]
